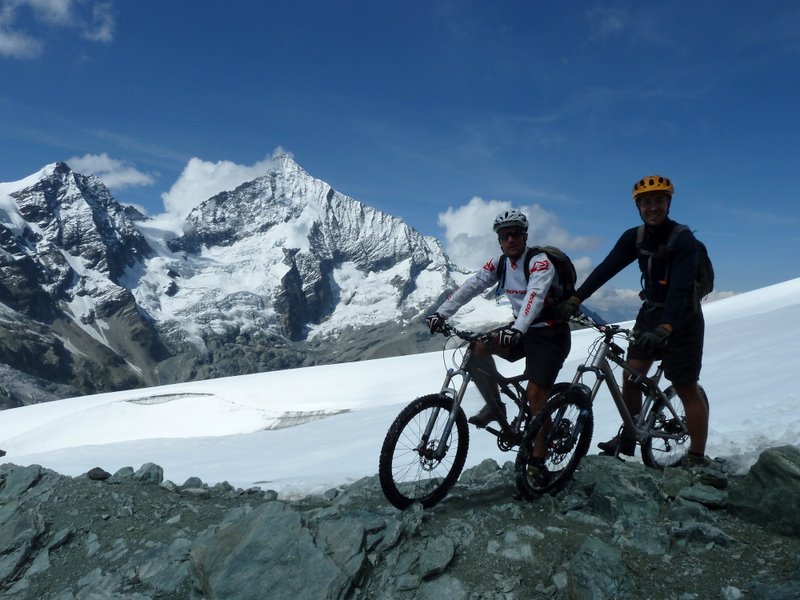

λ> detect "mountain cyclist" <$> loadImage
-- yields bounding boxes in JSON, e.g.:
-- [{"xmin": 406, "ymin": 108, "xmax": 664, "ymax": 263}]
[
  {"xmin": 558, "ymin": 175, "xmax": 710, "ymax": 468},
  {"xmin": 425, "ymin": 209, "xmax": 572, "ymax": 479}
]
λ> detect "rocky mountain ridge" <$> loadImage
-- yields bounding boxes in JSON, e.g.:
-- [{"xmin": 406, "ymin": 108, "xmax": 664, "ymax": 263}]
[
  {"xmin": 0, "ymin": 156, "xmax": 486, "ymax": 408},
  {"xmin": 1, "ymin": 445, "xmax": 798, "ymax": 599}
]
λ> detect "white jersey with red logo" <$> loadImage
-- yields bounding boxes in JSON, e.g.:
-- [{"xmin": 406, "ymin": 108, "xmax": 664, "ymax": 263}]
[{"xmin": 435, "ymin": 250, "xmax": 557, "ymax": 333}]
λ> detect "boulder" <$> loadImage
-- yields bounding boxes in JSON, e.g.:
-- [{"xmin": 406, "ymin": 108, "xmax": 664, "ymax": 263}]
[{"xmin": 728, "ymin": 445, "xmax": 800, "ymax": 537}]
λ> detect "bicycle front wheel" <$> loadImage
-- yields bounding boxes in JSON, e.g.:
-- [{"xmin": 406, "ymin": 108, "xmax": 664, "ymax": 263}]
[
  {"xmin": 378, "ymin": 394, "xmax": 469, "ymax": 510},
  {"xmin": 641, "ymin": 385, "xmax": 710, "ymax": 469},
  {"xmin": 515, "ymin": 385, "xmax": 593, "ymax": 500}
]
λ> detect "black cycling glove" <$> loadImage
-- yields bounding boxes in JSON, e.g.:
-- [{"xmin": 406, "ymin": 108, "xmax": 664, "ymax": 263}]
[{"xmin": 425, "ymin": 313, "xmax": 446, "ymax": 334}]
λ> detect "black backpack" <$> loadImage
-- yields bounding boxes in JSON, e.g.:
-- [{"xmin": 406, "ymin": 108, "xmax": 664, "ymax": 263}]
[
  {"xmin": 635, "ymin": 224, "xmax": 714, "ymax": 303},
  {"xmin": 495, "ymin": 245, "xmax": 577, "ymax": 303}
]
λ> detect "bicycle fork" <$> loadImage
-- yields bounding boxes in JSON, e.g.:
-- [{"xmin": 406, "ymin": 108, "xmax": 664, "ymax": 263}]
[{"xmin": 416, "ymin": 365, "xmax": 472, "ymax": 462}]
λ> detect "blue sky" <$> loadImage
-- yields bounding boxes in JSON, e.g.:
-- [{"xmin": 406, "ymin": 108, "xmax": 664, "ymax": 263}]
[{"xmin": 1, "ymin": 0, "xmax": 798, "ymax": 298}]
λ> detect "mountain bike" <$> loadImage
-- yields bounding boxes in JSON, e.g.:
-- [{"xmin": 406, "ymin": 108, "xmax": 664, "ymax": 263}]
[
  {"xmin": 378, "ymin": 324, "xmax": 533, "ymax": 510},
  {"xmin": 514, "ymin": 313, "xmax": 709, "ymax": 500}
]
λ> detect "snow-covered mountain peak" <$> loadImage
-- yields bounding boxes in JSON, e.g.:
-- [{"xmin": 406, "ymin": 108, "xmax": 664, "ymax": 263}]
[
  {"xmin": 0, "ymin": 156, "xmax": 501, "ymax": 406},
  {"xmin": 148, "ymin": 155, "xmax": 463, "ymax": 343}
]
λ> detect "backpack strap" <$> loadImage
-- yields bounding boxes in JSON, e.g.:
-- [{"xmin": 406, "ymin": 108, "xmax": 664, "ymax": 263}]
[
  {"xmin": 666, "ymin": 224, "xmax": 689, "ymax": 249},
  {"xmin": 636, "ymin": 223, "xmax": 690, "ymax": 305},
  {"xmin": 494, "ymin": 254, "xmax": 507, "ymax": 297},
  {"xmin": 635, "ymin": 224, "xmax": 654, "ymax": 295}
]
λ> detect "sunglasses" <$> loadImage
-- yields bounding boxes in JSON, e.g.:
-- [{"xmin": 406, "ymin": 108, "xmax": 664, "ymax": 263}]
[{"xmin": 498, "ymin": 229, "xmax": 525, "ymax": 241}]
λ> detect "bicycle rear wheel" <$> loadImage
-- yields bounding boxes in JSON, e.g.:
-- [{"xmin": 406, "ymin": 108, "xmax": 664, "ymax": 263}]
[
  {"xmin": 641, "ymin": 385, "xmax": 709, "ymax": 469},
  {"xmin": 515, "ymin": 384, "xmax": 593, "ymax": 500},
  {"xmin": 378, "ymin": 394, "xmax": 469, "ymax": 510}
]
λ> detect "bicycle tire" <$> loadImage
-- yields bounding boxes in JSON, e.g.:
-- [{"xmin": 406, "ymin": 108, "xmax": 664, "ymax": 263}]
[
  {"xmin": 515, "ymin": 384, "xmax": 593, "ymax": 500},
  {"xmin": 378, "ymin": 394, "xmax": 470, "ymax": 510},
  {"xmin": 641, "ymin": 385, "xmax": 710, "ymax": 469}
]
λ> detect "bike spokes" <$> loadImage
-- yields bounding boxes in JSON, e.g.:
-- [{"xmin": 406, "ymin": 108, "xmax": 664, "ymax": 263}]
[
  {"xmin": 379, "ymin": 394, "xmax": 470, "ymax": 509},
  {"xmin": 640, "ymin": 385, "xmax": 709, "ymax": 470},
  {"xmin": 515, "ymin": 390, "xmax": 593, "ymax": 499}
]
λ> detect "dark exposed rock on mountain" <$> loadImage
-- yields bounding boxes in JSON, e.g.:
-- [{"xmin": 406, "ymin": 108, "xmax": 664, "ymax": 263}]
[
  {"xmin": 1, "ymin": 157, "xmax": 467, "ymax": 406},
  {"xmin": 1, "ymin": 446, "xmax": 799, "ymax": 599},
  {"xmin": 0, "ymin": 163, "xmax": 169, "ymax": 407}
]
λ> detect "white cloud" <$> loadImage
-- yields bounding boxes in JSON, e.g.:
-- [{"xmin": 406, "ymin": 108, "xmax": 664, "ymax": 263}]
[
  {"xmin": 160, "ymin": 151, "xmax": 287, "ymax": 219},
  {"xmin": 0, "ymin": 26, "xmax": 41, "ymax": 57},
  {"xmin": 705, "ymin": 290, "xmax": 737, "ymax": 303},
  {"xmin": 0, "ymin": 0, "xmax": 114, "ymax": 59},
  {"xmin": 82, "ymin": 1, "xmax": 113, "ymax": 42},
  {"xmin": 23, "ymin": 0, "xmax": 73, "ymax": 24},
  {"xmin": 437, "ymin": 196, "xmax": 599, "ymax": 271},
  {"xmin": 576, "ymin": 285, "xmax": 642, "ymax": 321},
  {"xmin": 67, "ymin": 153, "xmax": 156, "ymax": 189}
]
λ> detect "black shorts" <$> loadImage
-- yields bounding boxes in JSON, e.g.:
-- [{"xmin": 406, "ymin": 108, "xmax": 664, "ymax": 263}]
[
  {"xmin": 628, "ymin": 304, "xmax": 705, "ymax": 385},
  {"xmin": 507, "ymin": 321, "xmax": 571, "ymax": 388}
]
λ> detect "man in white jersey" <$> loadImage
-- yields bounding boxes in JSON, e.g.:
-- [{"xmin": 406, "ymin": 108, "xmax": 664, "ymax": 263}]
[{"xmin": 425, "ymin": 210, "xmax": 572, "ymax": 471}]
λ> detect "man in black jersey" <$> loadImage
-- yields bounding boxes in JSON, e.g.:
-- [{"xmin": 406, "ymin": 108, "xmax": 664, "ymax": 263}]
[{"xmin": 558, "ymin": 175, "xmax": 709, "ymax": 467}]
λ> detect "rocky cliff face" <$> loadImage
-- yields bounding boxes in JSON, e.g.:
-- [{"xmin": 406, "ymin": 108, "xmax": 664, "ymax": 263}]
[
  {"xmin": 1, "ymin": 446, "xmax": 799, "ymax": 599},
  {"xmin": 0, "ymin": 163, "xmax": 169, "ymax": 408},
  {"xmin": 1, "ymin": 157, "xmax": 475, "ymax": 407}
]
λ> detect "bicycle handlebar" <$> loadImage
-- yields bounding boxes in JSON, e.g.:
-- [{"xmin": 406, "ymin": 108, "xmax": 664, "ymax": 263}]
[
  {"xmin": 434, "ymin": 314, "xmax": 637, "ymax": 344},
  {"xmin": 436, "ymin": 323, "xmax": 503, "ymax": 345},
  {"xmin": 570, "ymin": 313, "xmax": 637, "ymax": 342},
  {"xmin": 431, "ymin": 312, "xmax": 640, "ymax": 348}
]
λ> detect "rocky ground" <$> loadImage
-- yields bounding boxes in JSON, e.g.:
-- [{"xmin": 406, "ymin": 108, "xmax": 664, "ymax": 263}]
[{"xmin": 1, "ymin": 446, "xmax": 799, "ymax": 599}]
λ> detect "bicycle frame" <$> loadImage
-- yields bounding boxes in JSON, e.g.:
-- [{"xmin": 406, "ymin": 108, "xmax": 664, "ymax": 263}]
[
  {"xmin": 571, "ymin": 325, "xmax": 688, "ymax": 445},
  {"xmin": 425, "ymin": 329, "xmax": 530, "ymax": 460}
]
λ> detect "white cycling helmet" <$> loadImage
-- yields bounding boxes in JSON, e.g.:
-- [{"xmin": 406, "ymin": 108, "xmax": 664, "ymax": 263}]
[{"xmin": 493, "ymin": 209, "xmax": 529, "ymax": 233}]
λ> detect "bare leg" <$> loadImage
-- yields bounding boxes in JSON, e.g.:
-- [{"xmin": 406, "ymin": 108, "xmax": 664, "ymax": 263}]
[
  {"xmin": 621, "ymin": 357, "xmax": 653, "ymax": 427},
  {"xmin": 528, "ymin": 382, "xmax": 552, "ymax": 459},
  {"xmin": 672, "ymin": 381, "xmax": 708, "ymax": 455},
  {"xmin": 465, "ymin": 342, "xmax": 506, "ymax": 426}
]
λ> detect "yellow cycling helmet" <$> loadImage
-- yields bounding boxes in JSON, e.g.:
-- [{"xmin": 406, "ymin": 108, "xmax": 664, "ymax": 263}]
[{"xmin": 632, "ymin": 175, "xmax": 674, "ymax": 199}]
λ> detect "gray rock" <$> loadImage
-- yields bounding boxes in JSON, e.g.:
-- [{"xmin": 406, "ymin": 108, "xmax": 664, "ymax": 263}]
[
  {"xmin": 315, "ymin": 518, "xmax": 367, "ymax": 580},
  {"xmin": 567, "ymin": 536, "xmax": 634, "ymax": 599},
  {"xmin": 181, "ymin": 476, "xmax": 205, "ymax": 489},
  {"xmin": 417, "ymin": 574, "xmax": 468, "ymax": 599},
  {"xmin": 667, "ymin": 496, "xmax": 715, "ymax": 523},
  {"xmin": 1, "ymin": 447, "xmax": 799, "ymax": 599},
  {"xmin": 86, "ymin": 467, "xmax": 111, "ymax": 481},
  {"xmin": 669, "ymin": 521, "xmax": 737, "ymax": 547},
  {"xmin": 418, "ymin": 535, "xmax": 455, "ymax": 579},
  {"xmin": 133, "ymin": 462, "xmax": 164, "ymax": 484},
  {"xmin": 136, "ymin": 537, "xmax": 192, "ymax": 592},
  {"xmin": 678, "ymin": 482, "xmax": 728, "ymax": 509},
  {"xmin": 0, "ymin": 464, "xmax": 43, "ymax": 501},
  {"xmin": 458, "ymin": 458, "xmax": 502, "ymax": 484},
  {"xmin": 110, "ymin": 466, "xmax": 135, "ymax": 481},
  {"xmin": 189, "ymin": 501, "xmax": 354, "ymax": 599},
  {"xmin": 574, "ymin": 455, "xmax": 667, "ymax": 555},
  {"xmin": 660, "ymin": 467, "xmax": 694, "ymax": 498},
  {"xmin": 728, "ymin": 445, "xmax": 800, "ymax": 537},
  {"xmin": 0, "ymin": 508, "xmax": 46, "ymax": 586}
]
